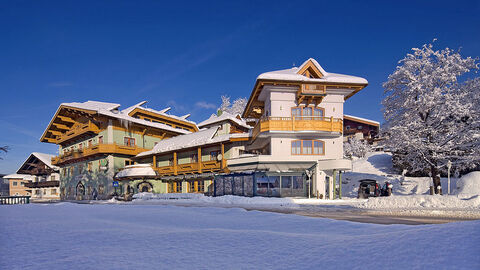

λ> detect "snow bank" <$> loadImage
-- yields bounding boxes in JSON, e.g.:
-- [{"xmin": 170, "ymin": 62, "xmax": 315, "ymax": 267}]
[
  {"xmin": 358, "ymin": 194, "xmax": 480, "ymax": 210},
  {"xmin": 457, "ymin": 171, "xmax": 480, "ymax": 198}
]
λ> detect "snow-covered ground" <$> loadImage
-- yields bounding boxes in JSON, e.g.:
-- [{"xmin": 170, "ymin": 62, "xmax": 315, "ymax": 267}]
[{"xmin": 1, "ymin": 203, "xmax": 479, "ymax": 270}]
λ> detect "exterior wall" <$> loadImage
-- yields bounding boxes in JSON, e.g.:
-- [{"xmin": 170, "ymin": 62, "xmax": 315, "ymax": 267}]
[
  {"xmin": 269, "ymin": 137, "xmax": 343, "ymax": 161},
  {"xmin": 7, "ymin": 179, "xmax": 30, "ymax": 196}
]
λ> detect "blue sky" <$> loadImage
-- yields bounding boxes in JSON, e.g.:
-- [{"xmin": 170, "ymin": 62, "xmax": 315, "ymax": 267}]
[{"xmin": 0, "ymin": 0, "xmax": 479, "ymax": 173}]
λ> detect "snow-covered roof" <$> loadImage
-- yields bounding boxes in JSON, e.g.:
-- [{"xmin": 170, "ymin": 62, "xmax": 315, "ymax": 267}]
[
  {"xmin": 50, "ymin": 100, "xmax": 193, "ymax": 136},
  {"xmin": 198, "ymin": 112, "xmax": 251, "ymax": 130},
  {"xmin": 30, "ymin": 152, "xmax": 59, "ymax": 170},
  {"xmin": 137, "ymin": 127, "xmax": 249, "ymax": 157},
  {"xmin": 3, "ymin": 174, "xmax": 34, "ymax": 180},
  {"xmin": 257, "ymin": 58, "xmax": 368, "ymax": 85},
  {"xmin": 121, "ymin": 101, "xmax": 196, "ymax": 125},
  {"xmin": 344, "ymin": 114, "xmax": 380, "ymax": 126},
  {"xmin": 115, "ymin": 164, "xmax": 157, "ymax": 178}
]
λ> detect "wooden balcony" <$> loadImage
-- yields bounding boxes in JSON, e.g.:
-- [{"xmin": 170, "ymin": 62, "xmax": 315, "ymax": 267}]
[
  {"xmin": 56, "ymin": 121, "xmax": 100, "ymax": 144},
  {"xmin": 297, "ymin": 84, "xmax": 327, "ymax": 105},
  {"xmin": 252, "ymin": 116, "xmax": 343, "ymax": 139},
  {"xmin": 52, "ymin": 143, "xmax": 149, "ymax": 165},
  {"xmin": 154, "ymin": 160, "xmax": 222, "ymax": 176}
]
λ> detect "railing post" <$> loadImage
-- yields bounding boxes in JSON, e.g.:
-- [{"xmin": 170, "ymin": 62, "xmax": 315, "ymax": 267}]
[
  {"xmin": 173, "ymin": 152, "xmax": 177, "ymax": 175},
  {"xmin": 330, "ymin": 116, "xmax": 334, "ymax": 131},
  {"xmin": 221, "ymin": 143, "xmax": 225, "ymax": 169},
  {"xmin": 198, "ymin": 147, "xmax": 202, "ymax": 173},
  {"xmin": 153, "ymin": 155, "xmax": 157, "ymax": 169}
]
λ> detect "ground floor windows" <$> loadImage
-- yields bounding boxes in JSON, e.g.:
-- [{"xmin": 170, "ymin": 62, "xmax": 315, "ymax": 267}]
[
  {"xmin": 188, "ymin": 180, "xmax": 205, "ymax": 193},
  {"xmin": 168, "ymin": 181, "xmax": 183, "ymax": 193},
  {"xmin": 291, "ymin": 140, "xmax": 325, "ymax": 155},
  {"xmin": 214, "ymin": 173, "xmax": 305, "ymax": 197},
  {"xmin": 51, "ymin": 189, "xmax": 57, "ymax": 195}
]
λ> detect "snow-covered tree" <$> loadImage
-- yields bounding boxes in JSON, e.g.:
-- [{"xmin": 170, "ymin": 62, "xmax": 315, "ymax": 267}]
[
  {"xmin": 382, "ymin": 42, "xmax": 480, "ymax": 193},
  {"xmin": 217, "ymin": 95, "xmax": 247, "ymax": 116},
  {"xmin": 344, "ymin": 137, "xmax": 371, "ymax": 158}
]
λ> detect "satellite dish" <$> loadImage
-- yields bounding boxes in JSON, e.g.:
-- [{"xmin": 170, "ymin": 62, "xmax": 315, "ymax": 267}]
[{"xmin": 217, "ymin": 154, "xmax": 223, "ymax": 161}]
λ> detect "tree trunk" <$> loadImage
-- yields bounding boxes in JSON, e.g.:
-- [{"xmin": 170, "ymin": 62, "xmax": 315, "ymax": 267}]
[{"xmin": 431, "ymin": 166, "xmax": 442, "ymax": 194}]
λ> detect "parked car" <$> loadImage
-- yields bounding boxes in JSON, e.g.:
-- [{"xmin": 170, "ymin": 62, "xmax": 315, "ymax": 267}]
[{"xmin": 357, "ymin": 179, "xmax": 393, "ymax": 199}]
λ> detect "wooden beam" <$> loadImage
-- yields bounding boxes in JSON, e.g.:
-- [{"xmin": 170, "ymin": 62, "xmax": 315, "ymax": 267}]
[
  {"xmin": 173, "ymin": 152, "xmax": 177, "ymax": 175},
  {"xmin": 197, "ymin": 147, "xmax": 202, "ymax": 174},
  {"xmin": 152, "ymin": 156, "xmax": 157, "ymax": 169},
  {"xmin": 57, "ymin": 115, "xmax": 75, "ymax": 123},
  {"xmin": 49, "ymin": 130, "xmax": 63, "ymax": 136},
  {"xmin": 221, "ymin": 143, "xmax": 225, "ymax": 169},
  {"xmin": 52, "ymin": 123, "xmax": 70, "ymax": 130}
]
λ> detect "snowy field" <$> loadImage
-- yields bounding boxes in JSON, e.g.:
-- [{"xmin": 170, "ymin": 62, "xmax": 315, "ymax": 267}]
[{"xmin": 1, "ymin": 203, "xmax": 479, "ymax": 270}]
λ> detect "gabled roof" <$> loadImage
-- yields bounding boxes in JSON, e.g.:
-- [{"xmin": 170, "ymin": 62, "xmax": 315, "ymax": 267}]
[
  {"xmin": 198, "ymin": 112, "xmax": 251, "ymax": 130},
  {"xmin": 3, "ymin": 174, "xmax": 34, "ymax": 180},
  {"xmin": 122, "ymin": 101, "xmax": 196, "ymax": 125},
  {"xmin": 136, "ymin": 127, "xmax": 249, "ymax": 157},
  {"xmin": 243, "ymin": 58, "xmax": 369, "ymax": 118},
  {"xmin": 343, "ymin": 114, "xmax": 380, "ymax": 127},
  {"xmin": 257, "ymin": 58, "xmax": 368, "ymax": 84},
  {"xmin": 41, "ymin": 100, "xmax": 195, "ymax": 143},
  {"xmin": 16, "ymin": 152, "xmax": 59, "ymax": 174}
]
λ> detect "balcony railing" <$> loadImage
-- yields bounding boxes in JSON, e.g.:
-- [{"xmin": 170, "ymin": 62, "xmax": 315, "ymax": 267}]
[
  {"xmin": 56, "ymin": 121, "xmax": 100, "ymax": 144},
  {"xmin": 52, "ymin": 143, "xmax": 149, "ymax": 165},
  {"xmin": 252, "ymin": 116, "xmax": 343, "ymax": 139},
  {"xmin": 154, "ymin": 160, "xmax": 221, "ymax": 176}
]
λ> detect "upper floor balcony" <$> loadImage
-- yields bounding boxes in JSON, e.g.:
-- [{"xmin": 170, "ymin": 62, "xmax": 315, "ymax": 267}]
[
  {"xmin": 252, "ymin": 116, "xmax": 343, "ymax": 139},
  {"xmin": 154, "ymin": 160, "xmax": 222, "ymax": 176},
  {"xmin": 56, "ymin": 120, "xmax": 100, "ymax": 145},
  {"xmin": 52, "ymin": 143, "xmax": 148, "ymax": 165}
]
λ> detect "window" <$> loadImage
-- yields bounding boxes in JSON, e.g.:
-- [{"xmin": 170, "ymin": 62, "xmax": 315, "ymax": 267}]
[
  {"xmin": 79, "ymin": 143, "xmax": 83, "ymax": 150},
  {"xmin": 292, "ymin": 140, "xmax": 325, "ymax": 155},
  {"xmin": 35, "ymin": 190, "xmax": 41, "ymax": 195},
  {"xmin": 291, "ymin": 141, "xmax": 301, "ymax": 155},
  {"xmin": 88, "ymin": 140, "xmax": 93, "ymax": 147},
  {"xmin": 20, "ymin": 182, "xmax": 25, "ymax": 186},
  {"xmin": 358, "ymin": 126, "xmax": 363, "ymax": 130},
  {"xmin": 190, "ymin": 153, "xmax": 198, "ymax": 163},
  {"xmin": 210, "ymin": 151, "xmax": 220, "ymax": 161},
  {"xmin": 169, "ymin": 181, "xmax": 182, "ymax": 193},
  {"xmin": 98, "ymin": 136, "xmax": 104, "ymax": 144},
  {"xmin": 314, "ymin": 141, "xmax": 324, "ymax": 155},
  {"xmin": 124, "ymin": 137, "xmax": 135, "ymax": 147},
  {"xmin": 176, "ymin": 182, "xmax": 182, "ymax": 193},
  {"xmin": 125, "ymin": 160, "xmax": 134, "ymax": 166},
  {"xmin": 291, "ymin": 106, "xmax": 324, "ymax": 119},
  {"xmin": 43, "ymin": 189, "xmax": 47, "ymax": 195},
  {"xmin": 12, "ymin": 181, "xmax": 17, "ymax": 186},
  {"xmin": 51, "ymin": 189, "xmax": 57, "ymax": 195},
  {"xmin": 51, "ymin": 175, "xmax": 56, "ymax": 181},
  {"xmin": 303, "ymin": 140, "xmax": 313, "ymax": 154},
  {"xmin": 168, "ymin": 157, "xmax": 174, "ymax": 166}
]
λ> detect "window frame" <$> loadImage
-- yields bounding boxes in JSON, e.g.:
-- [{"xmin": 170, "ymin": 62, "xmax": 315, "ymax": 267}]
[
  {"xmin": 291, "ymin": 139, "xmax": 325, "ymax": 155},
  {"xmin": 124, "ymin": 137, "xmax": 136, "ymax": 147},
  {"xmin": 291, "ymin": 106, "xmax": 325, "ymax": 119}
]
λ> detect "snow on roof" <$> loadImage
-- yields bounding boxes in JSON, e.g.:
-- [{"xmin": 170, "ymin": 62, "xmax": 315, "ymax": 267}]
[
  {"xmin": 3, "ymin": 174, "xmax": 34, "ymax": 180},
  {"xmin": 257, "ymin": 58, "xmax": 368, "ymax": 85},
  {"xmin": 58, "ymin": 101, "xmax": 193, "ymax": 135},
  {"xmin": 344, "ymin": 114, "xmax": 380, "ymax": 126},
  {"xmin": 137, "ymin": 127, "xmax": 244, "ymax": 157},
  {"xmin": 198, "ymin": 112, "xmax": 251, "ymax": 130},
  {"xmin": 121, "ymin": 102, "xmax": 196, "ymax": 125},
  {"xmin": 31, "ymin": 152, "xmax": 59, "ymax": 170},
  {"xmin": 115, "ymin": 164, "xmax": 157, "ymax": 178}
]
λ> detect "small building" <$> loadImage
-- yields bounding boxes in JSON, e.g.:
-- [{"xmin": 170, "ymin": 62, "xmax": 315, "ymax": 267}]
[
  {"xmin": 17, "ymin": 152, "xmax": 60, "ymax": 201},
  {"xmin": 3, "ymin": 174, "xmax": 33, "ymax": 196},
  {"xmin": 343, "ymin": 114, "xmax": 380, "ymax": 143}
]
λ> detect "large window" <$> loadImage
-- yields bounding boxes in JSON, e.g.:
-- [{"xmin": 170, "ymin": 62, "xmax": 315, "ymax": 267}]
[
  {"xmin": 210, "ymin": 151, "xmax": 220, "ymax": 161},
  {"xmin": 291, "ymin": 140, "xmax": 325, "ymax": 155},
  {"xmin": 291, "ymin": 106, "xmax": 324, "ymax": 119},
  {"xmin": 124, "ymin": 137, "xmax": 135, "ymax": 147}
]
